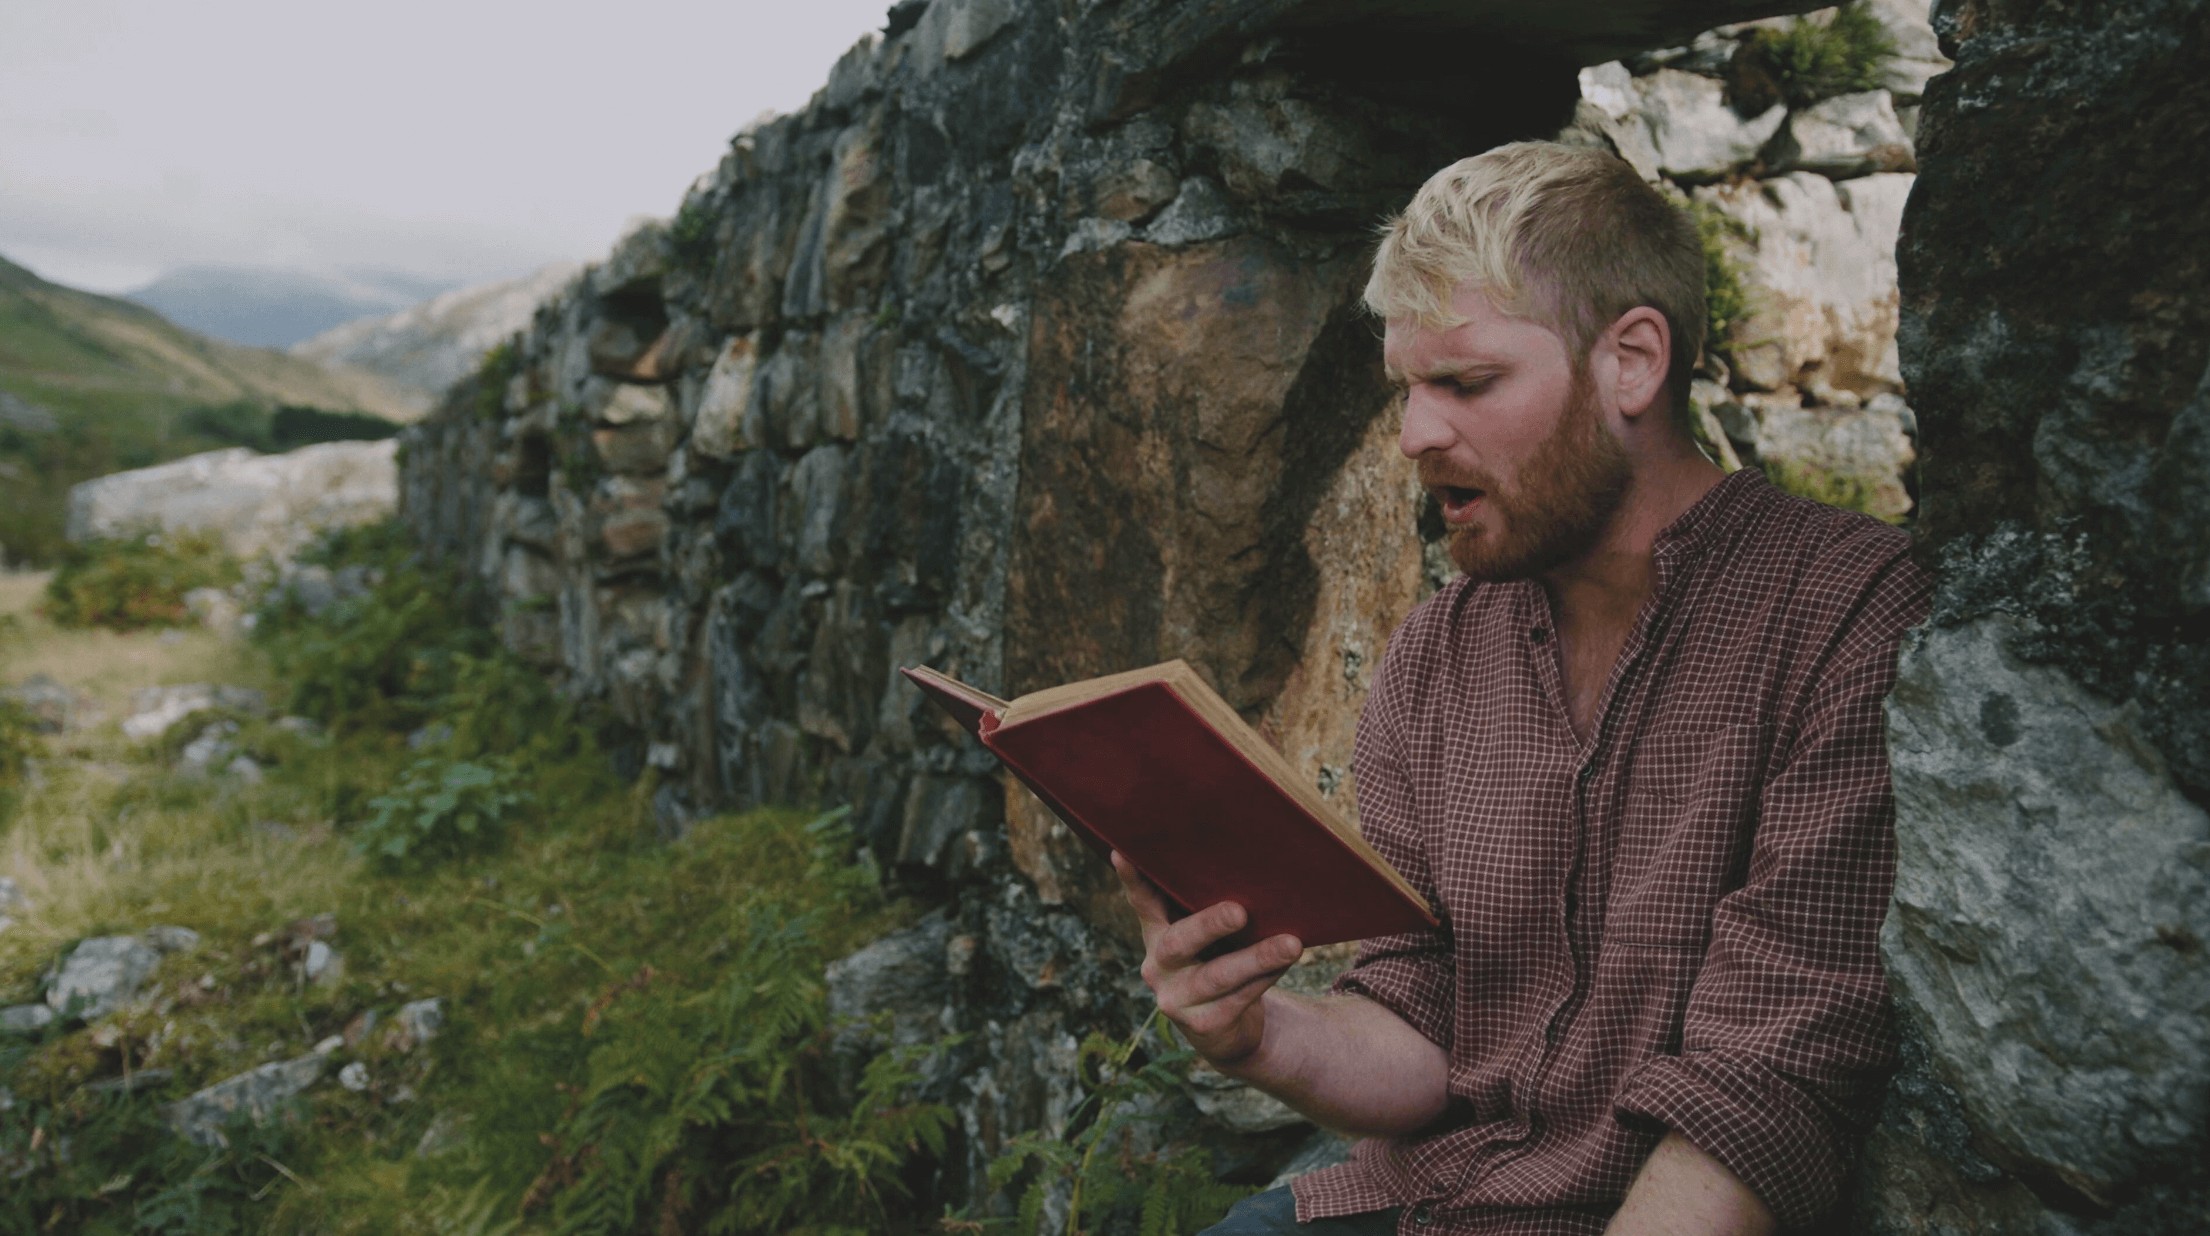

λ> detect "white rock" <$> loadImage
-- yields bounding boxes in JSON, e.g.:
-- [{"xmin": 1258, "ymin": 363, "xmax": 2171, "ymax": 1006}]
[
  {"xmin": 47, "ymin": 935, "xmax": 162, "ymax": 1020},
  {"xmin": 1745, "ymin": 392, "xmax": 1916, "ymax": 522},
  {"xmin": 1768, "ymin": 90, "xmax": 1916, "ymax": 178},
  {"xmin": 1, "ymin": 1004, "xmax": 55, "ymax": 1033},
  {"xmin": 395, "ymin": 997, "xmax": 445, "ymax": 1048},
  {"xmin": 225, "ymin": 755, "xmax": 264, "ymax": 783},
  {"xmin": 302, "ymin": 940, "xmax": 343, "ymax": 983},
  {"xmin": 164, "ymin": 1053, "xmax": 325, "ymax": 1147},
  {"xmin": 690, "ymin": 337, "xmax": 759, "ymax": 460},
  {"xmin": 66, "ymin": 440, "xmax": 398, "ymax": 562},
  {"xmin": 178, "ymin": 721, "xmax": 239, "ymax": 771},
  {"xmin": 1863, "ymin": 0, "xmax": 1953, "ymax": 100},
  {"xmin": 121, "ymin": 684, "xmax": 268, "ymax": 742},
  {"xmin": 1576, "ymin": 61, "xmax": 1638, "ymax": 120},
  {"xmin": 597, "ymin": 383, "xmax": 671, "ymax": 427},
  {"xmin": 1631, "ymin": 69, "xmax": 1787, "ymax": 182},
  {"xmin": 313, "ymin": 1034, "xmax": 345, "ymax": 1055},
  {"xmin": 1695, "ymin": 171, "xmax": 1914, "ymax": 393},
  {"xmin": 338, "ymin": 1061, "xmax": 370, "ymax": 1092},
  {"xmin": 0, "ymin": 878, "xmax": 26, "ymax": 916}
]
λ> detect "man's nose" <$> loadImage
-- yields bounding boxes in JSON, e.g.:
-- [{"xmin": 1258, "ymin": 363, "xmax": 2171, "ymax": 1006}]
[{"xmin": 1399, "ymin": 387, "xmax": 1457, "ymax": 460}]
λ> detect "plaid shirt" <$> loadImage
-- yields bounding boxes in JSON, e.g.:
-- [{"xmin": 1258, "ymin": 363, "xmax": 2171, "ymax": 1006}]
[{"xmin": 1292, "ymin": 468, "xmax": 1931, "ymax": 1233}]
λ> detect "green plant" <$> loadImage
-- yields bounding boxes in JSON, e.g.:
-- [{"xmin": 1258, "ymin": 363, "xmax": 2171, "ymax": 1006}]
[
  {"xmin": 1687, "ymin": 199, "xmax": 1754, "ymax": 355},
  {"xmin": 357, "ymin": 756, "xmax": 531, "ymax": 870},
  {"xmin": 985, "ymin": 1014, "xmax": 1250, "ymax": 1236},
  {"xmin": 472, "ymin": 342, "xmax": 522, "ymax": 423},
  {"xmin": 670, "ymin": 198, "xmax": 718, "ymax": 266},
  {"xmin": 43, "ymin": 531, "xmax": 241, "ymax": 631},
  {"xmin": 1737, "ymin": 4, "xmax": 1898, "ymax": 109},
  {"xmin": 0, "ymin": 1020, "xmax": 306, "ymax": 1235},
  {"xmin": 520, "ymin": 810, "xmax": 953, "ymax": 1235},
  {"xmin": 0, "ymin": 695, "xmax": 36, "ymax": 820}
]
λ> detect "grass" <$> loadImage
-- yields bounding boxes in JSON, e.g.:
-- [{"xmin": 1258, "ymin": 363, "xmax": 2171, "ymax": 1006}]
[
  {"xmin": 43, "ymin": 533, "xmax": 244, "ymax": 632},
  {"xmin": 0, "ymin": 532, "xmax": 944, "ymax": 1234}
]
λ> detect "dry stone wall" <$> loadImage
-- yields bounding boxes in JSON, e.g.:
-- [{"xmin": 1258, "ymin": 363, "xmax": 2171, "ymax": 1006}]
[{"xmin": 398, "ymin": 0, "xmax": 2205, "ymax": 1225}]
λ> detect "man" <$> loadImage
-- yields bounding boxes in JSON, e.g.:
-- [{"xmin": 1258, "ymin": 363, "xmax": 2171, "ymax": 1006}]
[{"xmin": 1116, "ymin": 142, "xmax": 1930, "ymax": 1233}]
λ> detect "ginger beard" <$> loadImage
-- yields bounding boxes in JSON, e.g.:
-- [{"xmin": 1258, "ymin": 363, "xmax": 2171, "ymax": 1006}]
[{"xmin": 1421, "ymin": 365, "xmax": 1633, "ymax": 583}]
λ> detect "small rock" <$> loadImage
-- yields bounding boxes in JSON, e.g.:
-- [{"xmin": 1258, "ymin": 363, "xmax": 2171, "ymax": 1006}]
[
  {"xmin": 0, "ymin": 877, "xmax": 27, "ymax": 916},
  {"xmin": 303, "ymin": 940, "xmax": 343, "ymax": 984},
  {"xmin": 279, "ymin": 564, "xmax": 340, "ymax": 617},
  {"xmin": 143, "ymin": 925, "xmax": 201, "ymax": 954},
  {"xmin": 1, "ymin": 1004, "xmax": 55, "ymax": 1033},
  {"xmin": 46, "ymin": 935, "xmax": 162, "ymax": 1020},
  {"xmin": 413, "ymin": 1110, "xmax": 462, "ymax": 1158},
  {"xmin": 337, "ymin": 1061, "xmax": 369, "ymax": 1092},
  {"xmin": 313, "ymin": 1034, "xmax": 345, "ymax": 1056},
  {"xmin": 1766, "ymin": 90, "xmax": 1916, "ymax": 178},
  {"xmin": 1145, "ymin": 176, "xmax": 1240, "ymax": 247},
  {"xmin": 273, "ymin": 715, "xmax": 323, "ymax": 738},
  {"xmin": 394, "ymin": 997, "xmax": 445, "ymax": 1049},
  {"xmin": 163, "ymin": 1053, "xmax": 325, "ymax": 1147},
  {"xmin": 178, "ymin": 721, "xmax": 239, "ymax": 771},
  {"xmin": 122, "ymin": 685, "xmax": 266, "ymax": 742},
  {"xmin": 405, "ymin": 721, "xmax": 453, "ymax": 751},
  {"xmin": 2, "ymin": 675, "xmax": 78, "ymax": 734},
  {"xmin": 342, "ymin": 1008, "xmax": 379, "ymax": 1048},
  {"xmin": 1187, "ymin": 1060, "xmax": 1307, "ymax": 1133},
  {"xmin": 1630, "ymin": 68, "xmax": 1786, "ymax": 182},
  {"xmin": 225, "ymin": 755, "xmax": 263, "ymax": 783}
]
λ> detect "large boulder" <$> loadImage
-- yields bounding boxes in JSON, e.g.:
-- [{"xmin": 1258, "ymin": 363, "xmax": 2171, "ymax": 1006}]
[
  {"xmin": 1696, "ymin": 171, "xmax": 1914, "ymax": 395},
  {"xmin": 66, "ymin": 439, "xmax": 399, "ymax": 561}
]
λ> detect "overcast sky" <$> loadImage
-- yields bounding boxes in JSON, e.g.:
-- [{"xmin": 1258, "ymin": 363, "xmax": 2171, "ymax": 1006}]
[{"xmin": 0, "ymin": 0, "xmax": 892, "ymax": 293}]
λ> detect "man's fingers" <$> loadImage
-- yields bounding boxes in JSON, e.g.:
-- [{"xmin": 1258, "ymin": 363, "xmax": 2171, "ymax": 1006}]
[
  {"xmin": 1154, "ymin": 899, "xmax": 1249, "ymax": 967},
  {"xmin": 1179, "ymin": 934, "xmax": 1302, "ymax": 1007},
  {"xmin": 1111, "ymin": 852, "xmax": 1173, "ymax": 945}
]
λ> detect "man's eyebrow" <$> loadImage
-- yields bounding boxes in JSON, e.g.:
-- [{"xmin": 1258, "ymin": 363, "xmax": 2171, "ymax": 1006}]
[{"xmin": 1385, "ymin": 360, "xmax": 1505, "ymax": 385}]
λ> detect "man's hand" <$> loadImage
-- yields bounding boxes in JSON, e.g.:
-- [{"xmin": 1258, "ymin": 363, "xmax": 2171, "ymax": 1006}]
[{"xmin": 1113, "ymin": 851, "xmax": 1302, "ymax": 1067}]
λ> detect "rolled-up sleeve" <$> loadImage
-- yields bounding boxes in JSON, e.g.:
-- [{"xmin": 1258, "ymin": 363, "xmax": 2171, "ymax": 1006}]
[
  {"xmin": 1615, "ymin": 551, "xmax": 1930, "ymax": 1226},
  {"xmin": 1331, "ymin": 629, "xmax": 1455, "ymax": 1052}
]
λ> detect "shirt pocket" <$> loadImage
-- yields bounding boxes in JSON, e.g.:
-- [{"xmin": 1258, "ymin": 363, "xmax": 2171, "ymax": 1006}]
[{"xmin": 1606, "ymin": 721, "xmax": 1764, "ymax": 949}]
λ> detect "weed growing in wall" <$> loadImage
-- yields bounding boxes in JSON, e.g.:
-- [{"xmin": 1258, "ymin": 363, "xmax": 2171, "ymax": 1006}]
[
  {"xmin": 472, "ymin": 342, "xmax": 521, "ymax": 423},
  {"xmin": 1687, "ymin": 199, "xmax": 1754, "ymax": 356},
  {"xmin": 1736, "ymin": 3, "xmax": 1898, "ymax": 109},
  {"xmin": 42, "ymin": 532, "xmax": 241, "ymax": 631}
]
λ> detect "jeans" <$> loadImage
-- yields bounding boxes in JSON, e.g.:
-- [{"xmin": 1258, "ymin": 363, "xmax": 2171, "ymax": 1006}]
[{"xmin": 1200, "ymin": 1187, "xmax": 1401, "ymax": 1234}]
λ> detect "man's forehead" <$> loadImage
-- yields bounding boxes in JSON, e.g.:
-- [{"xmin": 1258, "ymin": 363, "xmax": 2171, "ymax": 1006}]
[{"xmin": 1381, "ymin": 320, "xmax": 1513, "ymax": 380}]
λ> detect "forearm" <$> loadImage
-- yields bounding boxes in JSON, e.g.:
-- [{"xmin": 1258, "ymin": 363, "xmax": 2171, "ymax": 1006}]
[
  {"xmin": 1605, "ymin": 1132, "xmax": 1775, "ymax": 1236},
  {"xmin": 1215, "ymin": 989, "xmax": 1451, "ymax": 1138}
]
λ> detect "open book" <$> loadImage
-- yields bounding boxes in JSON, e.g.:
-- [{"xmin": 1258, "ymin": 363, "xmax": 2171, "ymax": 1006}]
[{"xmin": 902, "ymin": 660, "xmax": 1437, "ymax": 950}]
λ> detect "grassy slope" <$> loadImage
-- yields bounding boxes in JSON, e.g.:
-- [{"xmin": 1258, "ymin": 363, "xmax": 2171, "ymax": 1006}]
[
  {"xmin": 0, "ymin": 558, "xmax": 937, "ymax": 1234},
  {"xmin": 0, "ymin": 256, "xmax": 419, "ymax": 567}
]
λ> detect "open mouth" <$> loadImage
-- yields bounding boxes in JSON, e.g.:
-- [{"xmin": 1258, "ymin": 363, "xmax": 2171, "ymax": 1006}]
[{"xmin": 1436, "ymin": 485, "xmax": 1485, "ymax": 523}]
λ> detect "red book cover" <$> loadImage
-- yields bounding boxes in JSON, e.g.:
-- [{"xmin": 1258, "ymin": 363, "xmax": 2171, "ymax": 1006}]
[{"xmin": 903, "ymin": 662, "xmax": 1437, "ymax": 950}]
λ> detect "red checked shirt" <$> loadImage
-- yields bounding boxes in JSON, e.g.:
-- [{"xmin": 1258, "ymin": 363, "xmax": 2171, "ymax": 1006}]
[{"xmin": 1292, "ymin": 467, "xmax": 1932, "ymax": 1234}]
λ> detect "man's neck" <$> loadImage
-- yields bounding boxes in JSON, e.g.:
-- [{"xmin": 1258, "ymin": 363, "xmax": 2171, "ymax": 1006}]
[{"xmin": 1539, "ymin": 452, "xmax": 1724, "ymax": 739}]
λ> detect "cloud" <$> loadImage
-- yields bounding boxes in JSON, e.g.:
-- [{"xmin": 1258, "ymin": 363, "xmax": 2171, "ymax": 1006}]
[{"xmin": 0, "ymin": 0, "xmax": 891, "ymax": 293}]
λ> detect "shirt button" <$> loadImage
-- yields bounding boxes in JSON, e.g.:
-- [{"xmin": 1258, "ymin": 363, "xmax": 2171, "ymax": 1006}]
[
  {"xmin": 1529, "ymin": 626, "xmax": 1550, "ymax": 644},
  {"xmin": 1410, "ymin": 1203, "xmax": 1435, "ymax": 1226}
]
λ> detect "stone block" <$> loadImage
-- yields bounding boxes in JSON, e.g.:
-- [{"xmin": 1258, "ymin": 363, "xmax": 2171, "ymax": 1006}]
[
  {"xmin": 1629, "ymin": 68, "xmax": 1785, "ymax": 182},
  {"xmin": 690, "ymin": 336, "xmax": 760, "ymax": 459},
  {"xmin": 1885, "ymin": 614, "xmax": 2210, "ymax": 1203},
  {"xmin": 1767, "ymin": 90, "xmax": 1916, "ymax": 178}
]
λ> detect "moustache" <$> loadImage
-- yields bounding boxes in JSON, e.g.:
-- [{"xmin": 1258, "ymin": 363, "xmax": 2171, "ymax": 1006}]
[{"xmin": 1416, "ymin": 459, "xmax": 1497, "ymax": 493}]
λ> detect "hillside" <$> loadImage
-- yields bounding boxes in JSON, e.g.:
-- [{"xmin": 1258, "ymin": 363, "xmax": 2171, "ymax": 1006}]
[
  {"xmin": 291, "ymin": 262, "xmax": 579, "ymax": 407},
  {"xmin": 0, "ymin": 254, "xmax": 417, "ymax": 566},
  {"xmin": 127, "ymin": 265, "xmax": 456, "ymax": 350}
]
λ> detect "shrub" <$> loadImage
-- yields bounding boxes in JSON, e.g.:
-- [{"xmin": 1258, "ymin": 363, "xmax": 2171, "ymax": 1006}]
[
  {"xmin": 987, "ymin": 1017, "xmax": 1251, "ymax": 1236},
  {"xmin": 357, "ymin": 756, "xmax": 531, "ymax": 870},
  {"xmin": 473, "ymin": 342, "xmax": 521, "ymax": 422},
  {"xmin": 42, "ymin": 531, "xmax": 240, "ymax": 630},
  {"xmin": 0, "ymin": 696, "xmax": 35, "ymax": 819},
  {"xmin": 1688, "ymin": 199, "xmax": 1754, "ymax": 355},
  {"xmin": 1736, "ymin": 4, "xmax": 1898, "ymax": 109}
]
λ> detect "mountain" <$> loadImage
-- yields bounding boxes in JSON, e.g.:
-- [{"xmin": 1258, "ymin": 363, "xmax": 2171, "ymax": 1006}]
[
  {"xmin": 292, "ymin": 262, "xmax": 581, "ymax": 405},
  {"xmin": 0, "ymin": 253, "xmax": 416, "ymax": 565},
  {"xmin": 125, "ymin": 265, "xmax": 459, "ymax": 350}
]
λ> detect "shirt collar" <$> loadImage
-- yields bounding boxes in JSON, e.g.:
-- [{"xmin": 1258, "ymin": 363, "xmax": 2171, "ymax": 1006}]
[{"xmin": 1651, "ymin": 465, "xmax": 1770, "ymax": 567}]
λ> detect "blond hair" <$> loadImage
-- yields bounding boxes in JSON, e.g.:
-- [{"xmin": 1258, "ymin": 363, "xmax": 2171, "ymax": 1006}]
[{"xmin": 1365, "ymin": 142, "xmax": 1706, "ymax": 425}]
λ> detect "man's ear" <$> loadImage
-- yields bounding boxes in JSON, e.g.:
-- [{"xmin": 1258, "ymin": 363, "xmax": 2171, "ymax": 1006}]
[{"xmin": 1606, "ymin": 307, "xmax": 1672, "ymax": 421}]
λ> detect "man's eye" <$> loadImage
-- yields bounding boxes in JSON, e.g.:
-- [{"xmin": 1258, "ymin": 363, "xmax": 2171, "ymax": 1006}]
[{"xmin": 1443, "ymin": 378, "xmax": 1488, "ymax": 395}]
